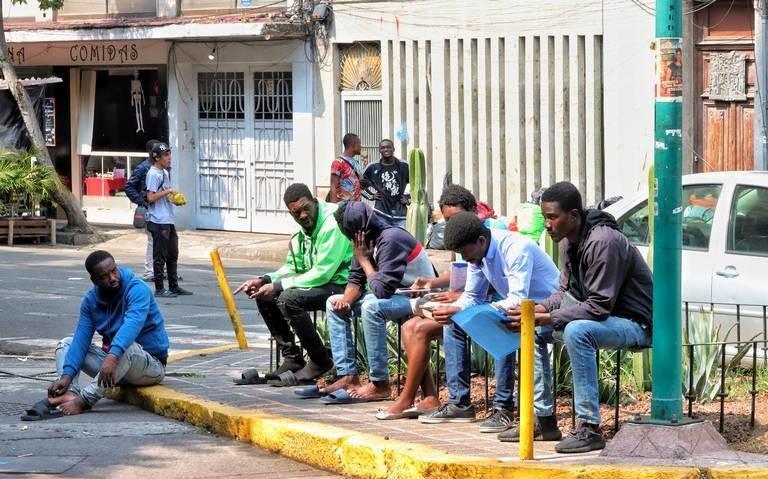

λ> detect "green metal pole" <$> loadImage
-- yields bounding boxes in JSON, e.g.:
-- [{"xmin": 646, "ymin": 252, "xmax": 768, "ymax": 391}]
[{"xmin": 651, "ymin": 0, "xmax": 683, "ymax": 422}]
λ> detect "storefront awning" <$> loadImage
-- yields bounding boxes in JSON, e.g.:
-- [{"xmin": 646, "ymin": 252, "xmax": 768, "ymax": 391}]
[{"xmin": 0, "ymin": 76, "xmax": 63, "ymax": 90}]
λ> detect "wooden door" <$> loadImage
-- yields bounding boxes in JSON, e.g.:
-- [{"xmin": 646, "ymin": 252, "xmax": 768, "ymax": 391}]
[{"xmin": 694, "ymin": 1, "xmax": 756, "ymax": 173}]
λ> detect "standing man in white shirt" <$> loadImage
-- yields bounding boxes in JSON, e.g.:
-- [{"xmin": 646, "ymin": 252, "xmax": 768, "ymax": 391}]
[{"xmin": 145, "ymin": 143, "xmax": 192, "ymax": 298}]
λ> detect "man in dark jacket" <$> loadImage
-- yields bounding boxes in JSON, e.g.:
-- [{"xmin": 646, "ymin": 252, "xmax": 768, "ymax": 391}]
[
  {"xmin": 505, "ymin": 181, "xmax": 653, "ymax": 453},
  {"xmin": 124, "ymin": 139, "xmax": 161, "ymax": 282},
  {"xmin": 318, "ymin": 202, "xmax": 434, "ymax": 403}
]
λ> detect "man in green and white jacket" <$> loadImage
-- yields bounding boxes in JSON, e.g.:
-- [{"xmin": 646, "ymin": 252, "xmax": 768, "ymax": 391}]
[{"xmin": 235, "ymin": 183, "xmax": 352, "ymax": 383}]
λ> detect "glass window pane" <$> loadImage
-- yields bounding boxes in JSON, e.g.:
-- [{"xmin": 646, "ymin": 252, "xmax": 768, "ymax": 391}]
[
  {"xmin": 728, "ymin": 185, "xmax": 768, "ymax": 255},
  {"xmin": 682, "ymin": 184, "xmax": 721, "ymax": 250},
  {"xmin": 619, "ymin": 201, "xmax": 650, "ymax": 246}
]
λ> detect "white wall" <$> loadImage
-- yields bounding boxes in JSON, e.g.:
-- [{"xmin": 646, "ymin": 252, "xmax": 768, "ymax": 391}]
[
  {"xmin": 168, "ymin": 40, "xmax": 312, "ymax": 231},
  {"xmin": 603, "ymin": 1, "xmax": 655, "ymax": 198},
  {"xmin": 316, "ymin": 0, "xmax": 656, "ymax": 212}
]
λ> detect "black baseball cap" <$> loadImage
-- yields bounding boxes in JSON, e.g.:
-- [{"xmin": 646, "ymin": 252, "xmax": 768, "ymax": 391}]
[
  {"xmin": 151, "ymin": 143, "xmax": 171, "ymax": 159},
  {"xmin": 145, "ymin": 139, "xmax": 161, "ymax": 153}
]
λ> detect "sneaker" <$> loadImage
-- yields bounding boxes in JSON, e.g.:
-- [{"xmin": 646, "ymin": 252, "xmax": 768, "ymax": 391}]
[
  {"xmin": 554, "ymin": 421, "xmax": 605, "ymax": 453},
  {"xmin": 479, "ymin": 407, "xmax": 514, "ymax": 433},
  {"xmin": 498, "ymin": 415, "xmax": 562, "ymax": 442},
  {"xmin": 155, "ymin": 289, "xmax": 178, "ymax": 298},
  {"xmin": 141, "ymin": 272, "xmax": 155, "ymax": 282},
  {"xmin": 418, "ymin": 404, "xmax": 476, "ymax": 424},
  {"xmin": 170, "ymin": 287, "xmax": 193, "ymax": 296}
]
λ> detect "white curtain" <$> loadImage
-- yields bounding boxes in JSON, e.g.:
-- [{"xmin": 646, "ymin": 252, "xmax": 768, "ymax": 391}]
[{"xmin": 76, "ymin": 70, "xmax": 96, "ymax": 155}]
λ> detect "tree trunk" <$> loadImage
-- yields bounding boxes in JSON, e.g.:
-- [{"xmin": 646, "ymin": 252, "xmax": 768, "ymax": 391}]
[{"xmin": 0, "ymin": 7, "xmax": 92, "ymax": 232}]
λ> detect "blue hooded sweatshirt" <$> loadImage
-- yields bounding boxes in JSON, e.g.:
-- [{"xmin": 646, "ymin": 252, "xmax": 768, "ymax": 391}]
[
  {"xmin": 62, "ymin": 267, "xmax": 169, "ymax": 378},
  {"xmin": 340, "ymin": 202, "xmax": 435, "ymax": 299}
]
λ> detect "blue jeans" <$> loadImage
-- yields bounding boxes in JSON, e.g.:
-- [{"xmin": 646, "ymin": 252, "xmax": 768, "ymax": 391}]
[
  {"xmin": 376, "ymin": 213, "xmax": 407, "ymax": 229},
  {"xmin": 535, "ymin": 317, "xmax": 651, "ymax": 424},
  {"xmin": 326, "ymin": 293, "xmax": 413, "ymax": 382},
  {"xmin": 443, "ymin": 323, "xmax": 517, "ymax": 409},
  {"xmin": 55, "ymin": 337, "xmax": 165, "ymax": 406}
]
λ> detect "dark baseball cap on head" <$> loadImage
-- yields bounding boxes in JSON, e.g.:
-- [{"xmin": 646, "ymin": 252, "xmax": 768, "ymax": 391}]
[
  {"xmin": 145, "ymin": 139, "xmax": 161, "ymax": 153},
  {"xmin": 151, "ymin": 143, "xmax": 171, "ymax": 159}
]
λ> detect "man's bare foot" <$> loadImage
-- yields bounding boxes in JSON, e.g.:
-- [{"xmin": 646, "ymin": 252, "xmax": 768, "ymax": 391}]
[
  {"xmin": 415, "ymin": 396, "xmax": 440, "ymax": 411},
  {"xmin": 348, "ymin": 381, "xmax": 391, "ymax": 400},
  {"xmin": 47, "ymin": 391, "xmax": 78, "ymax": 408},
  {"xmin": 319, "ymin": 375, "xmax": 360, "ymax": 395},
  {"xmin": 57, "ymin": 395, "xmax": 90, "ymax": 416}
]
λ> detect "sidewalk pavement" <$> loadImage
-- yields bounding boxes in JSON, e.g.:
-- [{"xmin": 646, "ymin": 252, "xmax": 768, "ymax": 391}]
[
  {"xmin": 0, "ymin": 355, "xmax": 342, "ymax": 478},
  {"xmin": 85, "ymin": 225, "xmax": 454, "ymax": 271},
  {"xmin": 118, "ymin": 347, "xmax": 768, "ymax": 479}
]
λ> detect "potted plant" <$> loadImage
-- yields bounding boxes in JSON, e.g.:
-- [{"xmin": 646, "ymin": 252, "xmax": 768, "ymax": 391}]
[{"xmin": 0, "ymin": 148, "xmax": 56, "ymax": 218}]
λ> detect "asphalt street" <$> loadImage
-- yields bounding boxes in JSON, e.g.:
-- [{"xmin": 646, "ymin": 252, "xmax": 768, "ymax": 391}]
[
  {"xmin": 0, "ymin": 239, "xmax": 274, "ymax": 357},
  {"xmin": 0, "ymin": 357, "xmax": 342, "ymax": 478}
]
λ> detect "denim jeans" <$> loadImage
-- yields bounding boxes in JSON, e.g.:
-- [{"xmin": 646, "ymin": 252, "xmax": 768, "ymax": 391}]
[
  {"xmin": 535, "ymin": 317, "xmax": 651, "ymax": 424},
  {"xmin": 376, "ymin": 213, "xmax": 407, "ymax": 229},
  {"xmin": 443, "ymin": 322, "xmax": 517, "ymax": 409},
  {"xmin": 326, "ymin": 293, "xmax": 413, "ymax": 381},
  {"xmin": 144, "ymin": 227, "xmax": 154, "ymax": 275},
  {"xmin": 55, "ymin": 337, "xmax": 166, "ymax": 407}
]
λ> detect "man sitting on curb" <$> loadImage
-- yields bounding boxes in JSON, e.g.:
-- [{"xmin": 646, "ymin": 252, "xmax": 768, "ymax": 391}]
[
  {"xmin": 301, "ymin": 202, "xmax": 435, "ymax": 403},
  {"xmin": 47, "ymin": 250, "xmax": 169, "ymax": 415},
  {"xmin": 234, "ymin": 183, "xmax": 353, "ymax": 385},
  {"xmin": 419, "ymin": 212, "xmax": 559, "ymax": 434},
  {"xmin": 504, "ymin": 182, "xmax": 653, "ymax": 453}
]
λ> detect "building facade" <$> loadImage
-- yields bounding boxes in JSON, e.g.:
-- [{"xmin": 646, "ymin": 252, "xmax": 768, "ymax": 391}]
[{"xmin": 3, "ymin": 0, "xmax": 764, "ymax": 231}]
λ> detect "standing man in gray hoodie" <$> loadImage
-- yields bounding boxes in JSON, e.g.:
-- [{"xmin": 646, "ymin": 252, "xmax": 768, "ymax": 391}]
[{"xmin": 504, "ymin": 181, "xmax": 653, "ymax": 453}]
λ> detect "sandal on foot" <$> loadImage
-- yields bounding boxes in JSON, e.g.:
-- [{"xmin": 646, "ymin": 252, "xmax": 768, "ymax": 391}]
[
  {"xmin": 294, "ymin": 385, "xmax": 323, "ymax": 399},
  {"xmin": 375, "ymin": 407, "xmax": 422, "ymax": 420},
  {"xmin": 267, "ymin": 371, "xmax": 315, "ymax": 387},
  {"xmin": 321, "ymin": 389, "xmax": 389, "ymax": 405}
]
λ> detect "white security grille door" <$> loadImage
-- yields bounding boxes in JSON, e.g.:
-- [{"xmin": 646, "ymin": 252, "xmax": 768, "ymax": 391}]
[
  {"xmin": 196, "ymin": 70, "xmax": 295, "ymax": 233},
  {"xmin": 252, "ymin": 71, "xmax": 294, "ymax": 230},
  {"xmin": 197, "ymin": 72, "xmax": 250, "ymax": 231},
  {"xmin": 343, "ymin": 96, "xmax": 383, "ymax": 168}
]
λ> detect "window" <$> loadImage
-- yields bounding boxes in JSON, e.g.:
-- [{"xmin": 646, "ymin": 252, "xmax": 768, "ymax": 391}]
[
  {"xmin": 728, "ymin": 185, "xmax": 768, "ymax": 255},
  {"xmin": 620, "ymin": 201, "xmax": 650, "ymax": 245},
  {"xmin": 617, "ymin": 184, "xmax": 722, "ymax": 249},
  {"xmin": 681, "ymin": 184, "xmax": 721, "ymax": 250}
]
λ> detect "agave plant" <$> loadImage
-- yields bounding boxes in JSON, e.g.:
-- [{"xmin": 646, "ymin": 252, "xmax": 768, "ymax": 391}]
[
  {"xmin": 0, "ymin": 149, "xmax": 57, "ymax": 218},
  {"xmin": 683, "ymin": 307, "xmax": 759, "ymax": 403}
]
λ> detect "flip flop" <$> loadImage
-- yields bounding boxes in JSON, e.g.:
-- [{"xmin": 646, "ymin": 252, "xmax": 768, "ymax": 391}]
[
  {"xmin": 321, "ymin": 389, "xmax": 389, "ymax": 405},
  {"xmin": 375, "ymin": 407, "xmax": 422, "ymax": 420},
  {"xmin": 404, "ymin": 406, "xmax": 438, "ymax": 417},
  {"xmin": 233, "ymin": 368, "xmax": 266, "ymax": 385},
  {"xmin": 294, "ymin": 385, "xmax": 322, "ymax": 399},
  {"xmin": 21, "ymin": 399, "xmax": 64, "ymax": 421},
  {"xmin": 267, "ymin": 371, "xmax": 315, "ymax": 387}
]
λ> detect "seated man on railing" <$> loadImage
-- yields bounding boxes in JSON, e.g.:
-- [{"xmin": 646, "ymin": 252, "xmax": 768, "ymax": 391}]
[
  {"xmin": 419, "ymin": 212, "xmax": 560, "ymax": 434},
  {"xmin": 504, "ymin": 181, "xmax": 653, "ymax": 453},
  {"xmin": 234, "ymin": 183, "xmax": 353, "ymax": 385},
  {"xmin": 308, "ymin": 201, "xmax": 435, "ymax": 403}
]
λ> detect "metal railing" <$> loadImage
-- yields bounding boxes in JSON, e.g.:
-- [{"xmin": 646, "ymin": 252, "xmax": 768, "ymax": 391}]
[{"xmin": 264, "ymin": 301, "xmax": 768, "ymax": 435}]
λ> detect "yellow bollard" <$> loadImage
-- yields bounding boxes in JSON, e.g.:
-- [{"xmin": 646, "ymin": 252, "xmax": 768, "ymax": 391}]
[
  {"xmin": 519, "ymin": 298, "xmax": 535, "ymax": 460},
  {"xmin": 210, "ymin": 249, "xmax": 249, "ymax": 350}
]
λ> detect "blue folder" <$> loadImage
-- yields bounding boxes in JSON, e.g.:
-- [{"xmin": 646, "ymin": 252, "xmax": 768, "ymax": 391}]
[{"xmin": 451, "ymin": 304, "xmax": 521, "ymax": 360}]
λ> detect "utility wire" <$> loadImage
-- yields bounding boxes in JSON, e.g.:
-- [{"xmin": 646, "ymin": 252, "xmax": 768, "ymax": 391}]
[{"xmin": 0, "ymin": 369, "xmax": 57, "ymax": 382}]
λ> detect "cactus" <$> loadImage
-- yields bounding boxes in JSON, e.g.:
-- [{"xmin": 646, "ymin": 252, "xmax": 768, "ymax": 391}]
[{"xmin": 406, "ymin": 148, "xmax": 430, "ymax": 244}]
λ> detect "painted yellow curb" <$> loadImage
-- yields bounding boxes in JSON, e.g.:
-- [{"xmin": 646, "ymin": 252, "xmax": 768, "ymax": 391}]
[
  {"xmin": 119, "ymin": 383, "xmax": 707, "ymax": 479},
  {"xmin": 168, "ymin": 344, "xmax": 241, "ymax": 363}
]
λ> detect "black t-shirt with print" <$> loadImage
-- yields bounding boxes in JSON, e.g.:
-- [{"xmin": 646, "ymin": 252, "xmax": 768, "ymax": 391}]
[{"xmin": 361, "ymin": 159, "xmax": 410, "ymax": 219}]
